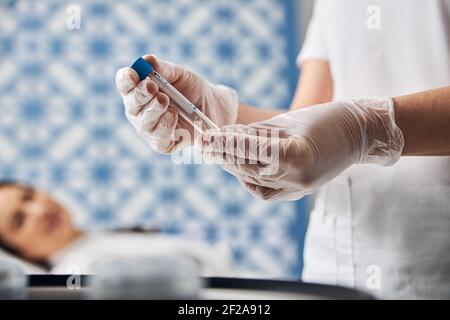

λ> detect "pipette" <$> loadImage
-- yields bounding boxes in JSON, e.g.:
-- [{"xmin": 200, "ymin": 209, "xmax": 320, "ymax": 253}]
[{"xmin": 131, "ymin": 57, "xmax": 220, "ymax": 134}]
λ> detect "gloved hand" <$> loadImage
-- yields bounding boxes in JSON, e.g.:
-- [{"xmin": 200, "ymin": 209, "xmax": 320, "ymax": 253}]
[
  {"xmin": 116, "ymin": 55, "xmax": 239, "ymax": 154},
  {"xmin": 202, "ymin": 98, "xmax": 404, "ymax": 201}
]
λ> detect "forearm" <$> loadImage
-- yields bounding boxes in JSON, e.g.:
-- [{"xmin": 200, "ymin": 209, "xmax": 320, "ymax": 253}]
[
  {"xmin": 236, "ymin": 103, "xmax": 283, "ymax": 125},
  {"xmin": 393, "ymin": 86, "xmax": 450, "ymax": 156}
]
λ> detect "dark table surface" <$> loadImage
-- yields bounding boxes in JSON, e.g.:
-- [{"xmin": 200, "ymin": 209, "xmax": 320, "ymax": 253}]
[{"xmin": 26, "ymin": 275, "xmax": 374, "ymax": 300}]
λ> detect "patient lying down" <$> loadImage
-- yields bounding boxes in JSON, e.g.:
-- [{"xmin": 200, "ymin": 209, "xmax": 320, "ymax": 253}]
[{"xmin": 0, "ymin": 181, "xmax": 233, "ymax": 275}]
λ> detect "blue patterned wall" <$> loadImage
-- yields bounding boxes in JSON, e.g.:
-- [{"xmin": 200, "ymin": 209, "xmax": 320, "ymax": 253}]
[{"xmin": 0, "ymin": 0, "xmax": 307, "ymax": 277}]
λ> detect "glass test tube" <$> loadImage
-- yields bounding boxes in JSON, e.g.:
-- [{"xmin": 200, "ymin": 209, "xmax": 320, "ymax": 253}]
[{"xmin": 131, "ymin": 57, "xmax": 220, "ymax": 134}]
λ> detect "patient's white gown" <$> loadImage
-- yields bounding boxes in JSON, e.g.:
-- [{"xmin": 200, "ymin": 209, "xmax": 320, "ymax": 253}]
[{"xmin": 49, "ymin": 232, "xmax": 234, "ymax": 276}]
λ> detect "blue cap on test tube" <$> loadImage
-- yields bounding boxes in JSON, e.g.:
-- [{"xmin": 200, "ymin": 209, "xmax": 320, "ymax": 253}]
[{"xmin": 131, "ymin": 57, "xmax": 154, "ymax": 81}]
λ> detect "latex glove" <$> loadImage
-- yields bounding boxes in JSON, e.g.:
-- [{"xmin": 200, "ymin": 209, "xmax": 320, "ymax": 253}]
[
  {"xmin": 202, "ymin": 98, "xmax": 404, "ymax": 201},
  {"xmin": 116, "ymin": 55, "xmax": 238, "ymax": 154}
]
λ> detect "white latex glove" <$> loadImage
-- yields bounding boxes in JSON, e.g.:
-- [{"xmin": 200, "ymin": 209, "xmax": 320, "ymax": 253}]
[
  {"xmin": 116, "ymin": 55, "xmax": 238, "ymax": 154},
  {"xmin": 202, "ymin": 98, "xmax": 404, "ymax": 201}
]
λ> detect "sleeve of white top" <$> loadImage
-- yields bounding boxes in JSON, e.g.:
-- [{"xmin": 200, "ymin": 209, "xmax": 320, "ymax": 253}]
[{"xmin": 297, "ymin": 0, "xmax": 329, "ymax": 67}]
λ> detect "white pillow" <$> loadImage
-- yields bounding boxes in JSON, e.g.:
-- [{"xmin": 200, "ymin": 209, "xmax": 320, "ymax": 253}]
[{"xmin": 0, "ymin": 249, "xmax": 48, "ymax": 274}]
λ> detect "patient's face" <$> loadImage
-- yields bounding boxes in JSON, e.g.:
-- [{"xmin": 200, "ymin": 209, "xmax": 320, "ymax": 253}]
[{"xmin": 0, "ymin": 185, "xmax": 77, "ymax": 260}]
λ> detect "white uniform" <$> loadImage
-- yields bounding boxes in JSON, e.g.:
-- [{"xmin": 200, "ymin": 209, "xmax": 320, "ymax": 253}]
[
  {"xmin": 50, "ymin": 233, "xmax": 234, "ymax": 277},
  {"xmin": 298, "ymin": 0, "xmax": 450, "ymax": 299}
]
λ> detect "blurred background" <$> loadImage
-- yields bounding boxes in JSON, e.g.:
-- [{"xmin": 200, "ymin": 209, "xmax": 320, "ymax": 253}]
[{"xmin": 0, "ymin": 0, "xmax": 314, "ymax": 278}]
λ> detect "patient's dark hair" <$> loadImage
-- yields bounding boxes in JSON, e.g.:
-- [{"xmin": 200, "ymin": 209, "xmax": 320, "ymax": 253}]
[
  {"xmin": 0, "ymin": 181, "xmax": 52, "ymax": 270},
  {"xmin": 0, "ymin": 180, "xmax": 16, "ymax": 188}
]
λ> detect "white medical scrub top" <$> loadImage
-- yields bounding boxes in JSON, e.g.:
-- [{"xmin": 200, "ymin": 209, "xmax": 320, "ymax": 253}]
[
  {"xmin": 49, "ymin": 233, "xmax": 234, "ymax": 277},
  {"xmin": 298, "ymin": 0, "xmax": 450, "ymax": 299}
]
